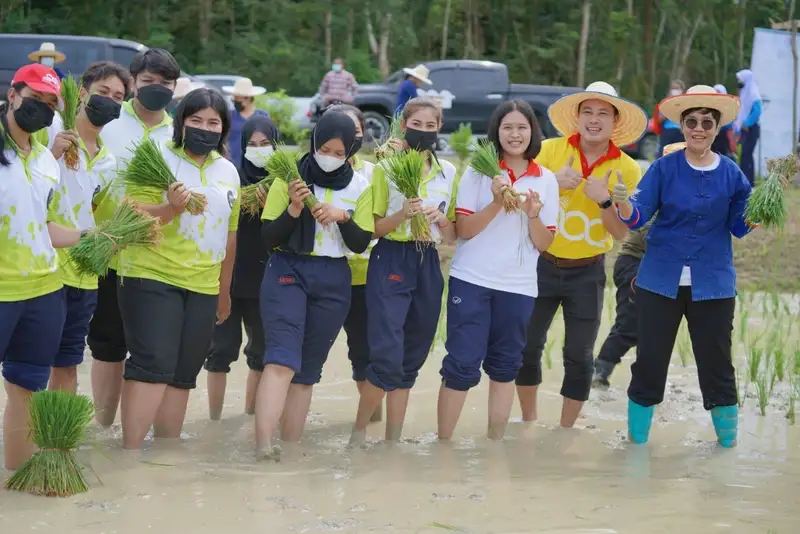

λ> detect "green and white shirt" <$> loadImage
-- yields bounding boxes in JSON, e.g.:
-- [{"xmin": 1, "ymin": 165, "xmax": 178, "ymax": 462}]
[
  {"xmin": 117, "ymin": 141, "xmax": 241, "ymax": 295},
  {"xmin": 49, "ymin": 137, "xmax": 116, "ymax": 290},
  {"xmin": 346, "ymin": 156, "xmax": 376, "ymax": 286},
  {"xmin": 372, "ymin": 156, "xmax": 458, "ymax": 243},
  {"xmin": 261, "ymin": 166, "xmax": 374, "ymax": 259},
  {"xmin": 0, "ymin": 136, "xmax": 62, "ymax": 302}
]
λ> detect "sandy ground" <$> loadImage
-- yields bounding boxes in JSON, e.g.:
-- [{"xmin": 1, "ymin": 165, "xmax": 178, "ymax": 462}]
[{"xmin": 1, "ymin": 291, "xmax": 799, "ymax": 534}]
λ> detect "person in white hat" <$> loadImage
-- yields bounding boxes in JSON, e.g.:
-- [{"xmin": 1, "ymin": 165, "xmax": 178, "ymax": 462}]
[
  {"xmin": 613, "ymin": 85, "xmax": 788, "ymax": 448},
  {"xmin": 395, "ymin": 64, "xmax": 432, "ymax": 114},
  {"xmin": 222, "ymin": 77, "xmax": 269, "ymax": 164},
  {"xmin": 28, "ymin": 42, "xmax": 66, "ymax": 79},
  {"xmin": 514, "ymin": 81, "xmax": 646, "ymax": 429},
  {"xmin": 167, "ymin": 77, "xmax": 203, "ymax": 117}
]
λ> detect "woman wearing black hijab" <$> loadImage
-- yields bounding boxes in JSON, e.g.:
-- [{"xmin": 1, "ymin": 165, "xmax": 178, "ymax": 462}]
[
  {"xmin": 255, "ymin": 111, "xmax": 374, "ymax": 459},
  {"xmin": 204, "ymin": 116, "xmax": 278, "ymax": 420}
]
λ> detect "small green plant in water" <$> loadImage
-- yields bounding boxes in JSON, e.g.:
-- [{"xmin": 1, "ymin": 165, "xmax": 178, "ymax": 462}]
[
  {"xmin": 755, "ymin": 367, "xmax": 771, "ymax": 416},
  {"xmin": 676, "ymin": 323, "xmax": 692, "ymax": 367},
  {"xmin": 544, "ymin": 339, "xmax": 555, "ymax": 370},
  {"xmin": 748, "ymin": 347, "xmax": 763, "ymax": 383}
]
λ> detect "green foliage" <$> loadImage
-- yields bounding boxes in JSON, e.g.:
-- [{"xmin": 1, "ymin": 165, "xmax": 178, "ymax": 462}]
[
  {"xmin": 449, "ymin": 123, "xmax": 472, "ymax": 165},
  {"xmin": 255, "ymin": 90, "xmax": 309, "ymax": 145}
]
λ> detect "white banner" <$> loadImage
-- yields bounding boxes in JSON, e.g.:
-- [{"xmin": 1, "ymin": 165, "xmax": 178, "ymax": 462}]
[{"xmin": 751, "ymin": 27, "xmax": 799, "ymax": 177}]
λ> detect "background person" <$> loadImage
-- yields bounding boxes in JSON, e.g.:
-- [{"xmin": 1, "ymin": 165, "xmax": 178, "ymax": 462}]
[
  {"xmin": 711, "ymin": 84, "xmax": 736, "ymax": 159},
  {"xmin": 653, "ymin": 79, "xmax": 685, "ymax": 157},
  {"xmin": 223, "ymin": 77, "xmax": 269, "ymax": 164},
  {"xmin": 168, "ymin": 77, "xmax": 203, "ymax": 117},
  {"xmin": 319, "ymin": 57, "xmax": 358, "ymax": 107},
  {"xmin": 395, "ymin": 64, "xmax": 432, "ymax": 114},
  {"xmin": 734, "ymin": 69, "xmax": 762, "ymax": 185},
  {"xmin": 28, "ymin": 42, "xmax": 66, "ymax": 79}
]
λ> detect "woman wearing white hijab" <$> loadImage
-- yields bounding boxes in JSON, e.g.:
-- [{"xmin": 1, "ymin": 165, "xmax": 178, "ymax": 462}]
[
  {"xmin": 734, "ymin": 70, "xmax": 762, "ymax": 185},
  {"xmin": 712, "ymin": 84, "xmax": 735, "ymax": 159}
]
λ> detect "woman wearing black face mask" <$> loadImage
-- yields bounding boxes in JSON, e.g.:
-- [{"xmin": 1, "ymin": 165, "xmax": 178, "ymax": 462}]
[
  {"xmin": 222, "ymin": 78, "xmax": 269, "ymax": 165},
  {"xmin": 45, "ymin": 61, "xmax": 130, "ymax": 394},
  {"xmin": 114, "ymin": 88, "xmax": 242, "ymax": 450}
]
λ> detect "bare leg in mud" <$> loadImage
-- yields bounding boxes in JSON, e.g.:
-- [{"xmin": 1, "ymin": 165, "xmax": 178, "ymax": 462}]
[
  {"xmin": 154, "ymin": 387, "xmax": 191, "ymax": 438},
  {"xmin": 245, "ymin": 370, "xmax": 262, "ymax": 415},
  {"xmin": 436, "ymin": 384, "xmax": 468, "ymax": 440},
  {"xmin": 280, "ymin": 384, "xmax": 313, "ymax": 442},
  {"xmin": 254, "ymin": 364, "xmax": 293, "ymax": 460},
  {"xmin": 385, "ymin": 388, "xmax": 411, "ymax": 440},
  {"xmin": 560, "ymin": 398, "xmax": 583, "ymax": 428},
  {"xmin": 92, "ymin": 360, "xmax": 124, "ymax": 427},
  {"xmin": 350, "ymin": 381, "xmax": 386, "ymax": 445},
  {"xmin": 4, "ymin": 381, "xmax": 33, "ymax": 470},
  {"xmin": 516, "ymin": 384, "xmax": 538, "ymax": 422},
  {"xmin": 356, "ymin": 381, "xmax": 383, "ymax": 422},
  {"xmin": 487, "ymin": 380, "xmax": 515, "ymax": 440},
  {"xmin": 121, "ymin": 381, "xmax": 167, "ymax": 449},
  {"xmin": 206, "ymin": 372, "xmax": 226, "ymax": 420}
]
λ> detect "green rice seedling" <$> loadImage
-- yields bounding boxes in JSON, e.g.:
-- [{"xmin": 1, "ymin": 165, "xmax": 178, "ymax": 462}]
[
  {"xmin": 449, "ymin": 123, "xmax": 472, "ymax": 168},
  {"xmin": 748, "ymin": 347, "xmax": 763, "ymax": 383},
  {"xmin": 744, "ymin": 155, "xmax": 794, "ymax": 229},
  {"xmin": 676, "ymin": 323, "xmax": 692, "ymax": 367},
  {"xmin": 266, "ymin": 145, "xmax": 318, "ymax": 209},
  {"xmin": 737, "ymin": 305, "xmax": 750, "ymax": 346},
  {"xmin": 121, "ymin": 138, "xmax": 208, "ymax": 215},
  {"xmin": 382, "ymin": 149, "xmax": 431, "ymax": 242},
  {"xmin": 374, "ymin": 112, "xmax": 404, "ymax": 161},
  {"xmin": 604, "ymin": 289, "xmax": 615, "ymax": 324},
  {"xmin": 240, "ymin": 176, "xmax": 276, "ymax": 218},
  {"xmin": 544, "ymin": 339, "xmax": 555, "ymax": 370},
  {"xmin": 788, "ymin": 372, "xmax": 797, "ymax": 424},
  {"xmin": 769, "ymin": 291, "xmax": 781, "ymax": 318},
  {"xmin": 755, "ymin": 367, "xmax": 771, "ymax": 416},
  {"xmin": 773, "ymin": 346, "xmax": 786, "ymax": 383},
  {"xmin": 60, "ymin": 75, "xmax": 81, "ymax": 171},
  {"xmin": 469, "ymin": 139, "xmax": 521, "ymax": 212},
  {"xmin": 5, "ymin": 390, "xmax": 94, "ymax": 496}
]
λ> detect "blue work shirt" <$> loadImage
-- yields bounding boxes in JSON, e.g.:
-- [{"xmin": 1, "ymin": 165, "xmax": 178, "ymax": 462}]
[
  {"xmin": 395, "ymin": 79, "xmax": 418, "ymax": 114},
  {"xmin": 227, "ymin": 108, "xmax": 270, "ymax": 163},
  {"xmin": 619, "ymin": 151, "xmax": 754, "ymax": 301}
]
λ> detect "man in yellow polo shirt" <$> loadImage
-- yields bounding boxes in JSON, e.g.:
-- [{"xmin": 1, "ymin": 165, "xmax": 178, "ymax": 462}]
[{"xmin": 515, "ymin": 81, "xmax": 646, "ymax": 427}]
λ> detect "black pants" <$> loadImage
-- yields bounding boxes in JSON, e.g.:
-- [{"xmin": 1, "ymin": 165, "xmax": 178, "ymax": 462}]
[
  {"xmin": 516, "ymin": 256, "xmax": 606, "ymax": 401},
  {"xmin": 118, "ymin": 277, "xmax": 217, "ymax": 389},
  {"xmin": 740, "ymin": 123, "xmax": 760, "ymax": 186},
  {"xmin": 628, "ymin": 287, "xmax": 736, "ymax": 410},
  {"xmin": 205, "ymin": 297, "xmax": 265, "ymax": 373},
  {"xmin": 88, "ymin": 269, "xmax": 127, "ymax": 363},
  {"xmin": 343, "ymin": 284, "xmax": 369, "ymax": 382},
  {"xmin": 596, "ymin": 254, "xmax": 640, "ymax": 365}
]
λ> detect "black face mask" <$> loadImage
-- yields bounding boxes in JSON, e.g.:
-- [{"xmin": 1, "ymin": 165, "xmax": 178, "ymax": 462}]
[
  {"xmin": 184, "ymin": 126, "xmax": 221, "ymax": 156},
  {"xmin": 85, "ymin": 95, "xmax": 121, "ymax": 127},
  {"xmin": 13, "ymin": 97, "xmax": 55, "ymax": 133},
  {"xmin": 404, "ymin": 127, "xmax": 438, "ymax": 151},
  {"xmin": 351, "ymin": 136, "xmax": 363, "ymax": 155},
  {"xmin": 233, "ymin": 100, "xmax": 244, "ymax": 112},
  {"xmin": 137, "ymin": 84, "xmax": 174, "ymax": 111}
]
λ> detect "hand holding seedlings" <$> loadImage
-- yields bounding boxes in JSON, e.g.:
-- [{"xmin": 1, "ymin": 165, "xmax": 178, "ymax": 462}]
[
  {"xmin": 388, "ymin": 138, "xmax": 407, "ymax": 152},
  {"xmin": 555, "ymin": 155, "xmax": 582, "ymax": 190},
  {"xmin": 522, "ymin": 189, "xmax": 543, "ymax": 219},
  {"xmin": 288, "ymin": 179, "xmax": 312, "ymax": 217},
  {"xmin": 491, "ymin": 175, "xmax": 511, "ymax": 206},
  {"xmin": 402, "ymin": 197, "xmax": 423, "ymax": 219},
  {"xmin": 312, "ymin": 203, "xmax": 348, "ymax": 226},
  {"xmin": 167, "ymin": 182, "xmax": 191, "ymax": 214},
  {"xmin": 422, "ymin": 205, "xmax": 447, "ymax": 227},
  {"xmin": 51, "ymin": 130, "xmax": 79, "ymax": 160}
]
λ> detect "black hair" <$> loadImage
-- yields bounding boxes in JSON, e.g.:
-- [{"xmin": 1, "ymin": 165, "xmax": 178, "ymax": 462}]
[
  {"xmin": 487, "ymin": 99, "xmax": 543, "ymax": 161},
  {"xmin": 680, "ymin": 107, "xmax": 721, "ymax": 125},
  {"xmin": 172, "ymin": 88, "xmax": 231, "ymax": 154},
  {"xmin": 1, "ymin": 82, "xmax": 27, "ymax": 167},
  {"xmin": 578, "ymin": 100, "xmax": 620, "ymax": 117},
  {"xmin": 129, "ymin": 48, "xmax": 180, "ymax": 82},
  {"xmin": 82, "ymin": 61, "xmax": 131, "ymax": 93},
  {"xmin": 324, "ymin": 103, "xmax": 365, "ymax": 134}
]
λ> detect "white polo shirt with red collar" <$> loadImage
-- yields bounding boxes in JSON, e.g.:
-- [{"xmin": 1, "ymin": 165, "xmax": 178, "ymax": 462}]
[{"xmin": 450, "ymin": 159, "xmax": 559, "ymax": 297}]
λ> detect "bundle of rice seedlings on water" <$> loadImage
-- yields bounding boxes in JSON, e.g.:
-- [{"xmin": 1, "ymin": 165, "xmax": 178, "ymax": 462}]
[
  {"xmin": 241, "ymin": 176, "xmax": 276, "ymax": 217},
  {"xmin": 744, "ymin": 154, "xmax": 795, "ymax": 229},
  {"xmin": 5, "ymin": 390, "xmax": 94, "ymax": 496},
  {"xmin": 374, "ymin": 112, "xmax": 404, "ymax": 161},
  {"xmin": 121, "ymin": 138, "xmax": 208, "ymax": 215},
  {"xmin": 383, "ymin": 149, "xmax": 432, "ymax": 242},
  {"xmin": 449, "ymin": 123, "xmax": 473, "ymax": 168},
  {"xmin": 469, "ymin": 140, "xmax": 521, "ymax": 212},
  {"xmin": 60, "ymin": 75, "xmax": 81, "ymax": 171},
  {"xmin": 69, "ymin": 198, "xmax": 162, "ymax": 277},
  {"xmin": 266, "ymin": 146, "xmax": 319, "ymax": 209}
]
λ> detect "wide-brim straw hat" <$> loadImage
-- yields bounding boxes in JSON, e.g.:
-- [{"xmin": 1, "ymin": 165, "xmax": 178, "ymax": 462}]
[
  {"xmin": 173, "ymin": 77, "xmax": 204, "ymax": 100},
  {"xmin": 222, "ymin": 77, "xmax": 266, "ymax": 97},
  {"xmin": 662, "ymin": 142, "xmax": 686, "ymax": 156},
  {"xmin": 659, "ymin": 85, "xmax": 740, "ymax": 127},
  {"xmin": 548, "ymin": 81, "xmax": 648, "ymax": 147},
  {"xmin": 402, "ymin": 64, "xmax": 432, "ymax": 85},
  {"xmin": 28, "ymin": 42, "xmax": 66, "ymax": 63}
]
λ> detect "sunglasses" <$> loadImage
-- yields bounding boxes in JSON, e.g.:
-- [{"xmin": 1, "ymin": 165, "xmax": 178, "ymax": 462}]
[{"xmin": 683, "ymin": 117, "xmax": 716, "ymax": 131}]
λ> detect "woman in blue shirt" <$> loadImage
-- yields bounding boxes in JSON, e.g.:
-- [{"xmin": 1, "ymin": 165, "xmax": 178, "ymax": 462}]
[
  {"xmin": 395, "ymin": 65, "xmax": 431, "ymax": 114},
  {"xmin": 612, "ymin": 85, "xmax": 785, "ymax": 449},
  {"xmin": 656, "ymin": 79, "xmax": 685, "ymax": 157},
  {"xmin": 734, "ymin": 69, "xmax": 763, "ymax": 185}
]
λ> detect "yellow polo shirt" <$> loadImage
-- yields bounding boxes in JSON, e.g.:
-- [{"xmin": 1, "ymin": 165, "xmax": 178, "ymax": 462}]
[{"xmin": 535, "ymin": 134, "xmax": 641, "ymax": 259}]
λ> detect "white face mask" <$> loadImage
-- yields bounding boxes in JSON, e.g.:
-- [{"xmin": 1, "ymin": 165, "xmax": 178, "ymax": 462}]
[
  {"xmin": 314, "ymin": 152, "xmax": 346, "ymax": 173},
  {"xmin": 670, "ymin": 89, "xmax": 682, "ymax": 96},
  {"xmin": 40, "ymin": 57, "xmax": 55, "ymax": 67},
  {"xmin": 244, "ymin": 145, "xmax": 274, "ymax": 167}
]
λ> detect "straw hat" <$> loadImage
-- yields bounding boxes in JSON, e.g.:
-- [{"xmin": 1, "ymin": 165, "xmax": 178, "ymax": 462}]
[
  {"xmin": 173, "ymin": 77, "xmax": 203, "ymax": 100},
  {"xmin": 659, "ymin": 85, "xmax": 740, "ymax": 127},
  {"xmin": 28, "ymin": 42, "xmax": 66, "ymax": 64},
  {"xmin": 402, "ymin": 65, "xmax": 432, "ymax": 85},
  {"xmin": 222, "ymin": 77, "xmax": 266, "ymax": 97},
  {"xmin": 548, "ymin": 81, "xmax": 647, "ymax": 147},
  {"xmin": 662, "ymin": 142, "xmax": 686, "ymax": 156}
]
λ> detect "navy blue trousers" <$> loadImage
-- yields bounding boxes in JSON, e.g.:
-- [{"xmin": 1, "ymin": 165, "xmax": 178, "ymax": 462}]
[{"xmin": 54, "ymin": 286, "xmax": 98, "ymax": 368}]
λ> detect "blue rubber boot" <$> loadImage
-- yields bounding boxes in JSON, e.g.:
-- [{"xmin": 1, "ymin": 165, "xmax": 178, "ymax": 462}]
[
  {"xmin": 711, "ymin": 405, "xmax": 738, "ymax": 448},
  {"xmin": 628, "ymin": 399, "xmax": 654, "ymax": 444}
]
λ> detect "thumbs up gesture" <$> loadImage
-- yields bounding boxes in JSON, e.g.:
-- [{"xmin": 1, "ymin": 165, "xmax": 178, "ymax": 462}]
[
  {"xmin": 555, "ymin": 155, "xmax": 583, "ymax": 190},
  {"xmin": 584, "ymin": 169, "xmax": 613, "ymax": 203}
]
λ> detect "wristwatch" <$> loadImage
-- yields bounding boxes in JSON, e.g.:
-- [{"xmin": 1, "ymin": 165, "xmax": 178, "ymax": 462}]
[{"xmin": 597, "ymin": 198, "xmax": 613, "ymax": 210}]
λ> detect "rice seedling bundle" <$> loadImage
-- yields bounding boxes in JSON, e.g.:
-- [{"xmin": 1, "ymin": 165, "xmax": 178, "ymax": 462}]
[
  {"xmin": 4, "ymin": 390, "xmax": 94, "ymax": 496},
  {"xmin": 469, "ymin": 140, "xmax": 521, "ymax": 212},
  {"xmin": 121, "ymin": 138, "xmax": 208, "ymax": 215},
  {"xmin": 744, "ymin": 154, "xmax": 795, "ymax": 229},
  {"xmin": 449, "ymin": 123, "xmax": 472, "ymax": 166},
  {"xmin": 374, "ymin": 112, "xmax": 404, "ymax": 161},
  {"xmin": 382, "ymin": 149, "xmax": 432, "ymax": 242},
  {"xmin": 60, "ymin": 75, "xmax": 81, "ymax": 171},
  {"xmin": 265, "ymin": 146, "xmax": 318, "ymax": 209},
  {"xmin": 241, "ymin": 176, "xmax": 276, "ymax": 217},
  {"xmin": 68, "ymin": 198, "xmax": 162, "ymax": 277}
]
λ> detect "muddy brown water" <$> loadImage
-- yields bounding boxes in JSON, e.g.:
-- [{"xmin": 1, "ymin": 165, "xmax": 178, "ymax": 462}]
[{"xmin": 1, "ymin": 295, "xmax": 798, "ymax": 533}]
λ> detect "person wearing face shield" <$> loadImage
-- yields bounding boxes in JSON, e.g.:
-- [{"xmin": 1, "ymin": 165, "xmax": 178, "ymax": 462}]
[
  {"xmin": 87, "ymin": 48, "xmax": 180, "ymax": 429},
  {"xmin": 204, "ymin": 115, "xmax": 278, "ymax": 421},
  {"xmin": 255, "ymin": 111, "xmax": 374, "ymax": 460},
  {"xmin": 734, "ymin": 69, "xmax": 763, "ymax": 185},
  {"xmin": 614, "ymin": 86, "xmax": 789, "ymax": 448},
  {"xmin": 222, "ymin": 78, "xmax": 269, "ymax": 164},
  {"xmin": 28, "ymin": 42, "xmax": 66, "ymax": 80}
]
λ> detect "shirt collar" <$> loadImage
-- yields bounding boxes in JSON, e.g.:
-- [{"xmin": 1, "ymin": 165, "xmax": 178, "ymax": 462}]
[
  {"xmin": 122, "ymin": 100, "xmax": 173, "ymax": 132},
  {"xmin": 168, "ymin": 140, "xmax": 221, "ymax": 169},
  {"xmin": 351, "ymin": 154, "xmax": 364, "ymax": 171},
  {"xmin": 499, "ymin": 159, "xmax": 542, "ymax": 184},
  {"xmin": 567, "ymin": 133, "xmax": 622, "ymax": 178}
]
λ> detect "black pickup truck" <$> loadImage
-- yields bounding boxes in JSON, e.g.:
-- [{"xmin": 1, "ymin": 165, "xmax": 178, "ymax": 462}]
[{"xmin": 309, "ymin": 59, "xmax": 657, "ymax": 159}]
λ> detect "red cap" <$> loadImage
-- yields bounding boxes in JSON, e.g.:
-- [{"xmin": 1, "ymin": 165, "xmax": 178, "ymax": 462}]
[{"xmin": 11, "ymin": 64, "xmax": 62, "ymax": 99}]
